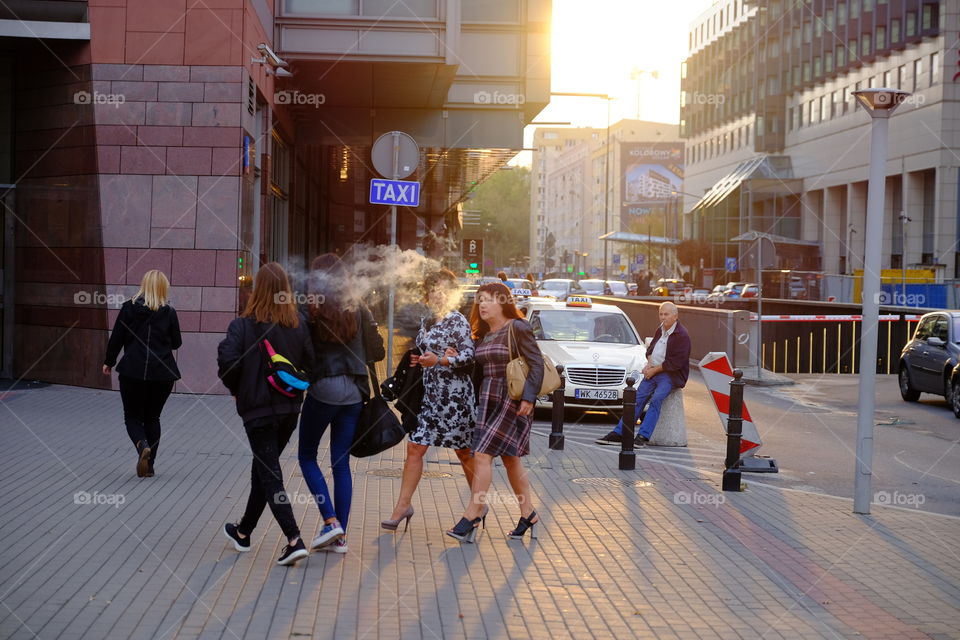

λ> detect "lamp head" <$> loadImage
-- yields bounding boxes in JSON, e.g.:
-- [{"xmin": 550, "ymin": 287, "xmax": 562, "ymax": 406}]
[{"xmin": 852, "ymin": 88, "xmax": 911, "ymax": 118}]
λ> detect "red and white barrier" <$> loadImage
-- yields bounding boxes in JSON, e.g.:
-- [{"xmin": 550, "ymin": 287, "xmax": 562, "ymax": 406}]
[
  {"xmin": 698, "ymin": 352, "xmax": 762, "ymax": 460},
  {"xmin": 747, "ymin": 314, "xmax": 917, "ymax": 322}
]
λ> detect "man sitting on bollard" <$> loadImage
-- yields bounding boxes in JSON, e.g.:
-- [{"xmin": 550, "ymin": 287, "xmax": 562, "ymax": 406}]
[{"xmin": 596, "ymin": 301, "xmax": 691, "ymax": 446}]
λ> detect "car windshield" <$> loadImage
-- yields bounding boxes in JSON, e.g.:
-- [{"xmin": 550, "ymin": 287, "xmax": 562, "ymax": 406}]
[
  {"xmin": 541, "ymin": 280, "xmax": 570, "ymax": 292},
  {"xmin": 580, "ymin": 281, "xmax": 605, "ymax": 294},
  {"xmin": 954, "ymin": 318, "xmax": 960, "ymax": 342},
  {"xmin": 608, "ymin": 282, "xmax": 628, "ymax": 294},
  {"xmin": 530, "ymin": 310, "xmax": 639, "ymax": 344}
]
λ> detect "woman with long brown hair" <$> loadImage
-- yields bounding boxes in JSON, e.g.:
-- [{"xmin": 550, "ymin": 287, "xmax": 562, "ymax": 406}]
[
  {"xmin": 446, "ymin": 283, "xmax": 544, "ymax": 543},
  {"xmin": 298, "ymin": 253, "xmax": 385, "ymax": 555},
  {"xmin": 217, "ymin": 262, "xmax": 315, "ymax": 566}
]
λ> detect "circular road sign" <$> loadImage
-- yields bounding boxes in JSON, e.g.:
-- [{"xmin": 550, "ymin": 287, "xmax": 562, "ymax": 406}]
[{"xmin": 371, "ymin": 131, "xmax": 420, "ymax": 179}]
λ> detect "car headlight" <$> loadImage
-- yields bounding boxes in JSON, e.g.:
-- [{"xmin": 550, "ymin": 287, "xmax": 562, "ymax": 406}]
[{"xmin": 628, "ymin": 369, "xmax": 642, "ymax": 384}]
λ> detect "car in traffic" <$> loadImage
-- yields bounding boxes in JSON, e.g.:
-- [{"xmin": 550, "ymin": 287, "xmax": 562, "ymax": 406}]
[
  {"xmin": 898, "ymin": 310, "xmax": 960, "ymax": 405},
  {"xmin": 739, "ymin": 283, "xmax": 760, "ymax": 298},
  {"xmin": 607, "ymin": 280, "xmax": 630, "ymax": 297},
  {"xmin": 652, "ymin": 279, "xmax": 692, "ymax": 296},
  {"xmin": 538, "ymin": 278, "xmax": 587, "ymax": 301},
  {"xmin": 578, "ymin": 279, "xmax": 612, "ymax": 296},
  {"xmin": 518, "ymin": 296, "xmax": 648, "ymax": 418}
]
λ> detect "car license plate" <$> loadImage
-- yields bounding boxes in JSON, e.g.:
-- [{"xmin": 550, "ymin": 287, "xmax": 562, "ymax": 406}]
[{"xmin": 574, "ymin": 389, "xmax": 619, "ymax": 400}]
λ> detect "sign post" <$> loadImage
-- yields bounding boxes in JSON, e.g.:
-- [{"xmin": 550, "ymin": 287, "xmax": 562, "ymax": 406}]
[{"xmin": 371, "ymin": 131, "xmax": 420, "ymax": 374}]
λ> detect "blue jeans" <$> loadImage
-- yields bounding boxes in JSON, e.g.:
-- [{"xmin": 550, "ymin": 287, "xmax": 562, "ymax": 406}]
[
  {"xmin": 613, "ymin": 372, "xmax": 676, "ymax": 440},
  {"xmin": 297, "ymin": 395, "xmax": 362, "ymax": 530}
]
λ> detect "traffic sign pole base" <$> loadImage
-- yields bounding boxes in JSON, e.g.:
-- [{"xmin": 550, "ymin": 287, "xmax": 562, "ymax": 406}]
[
  {"xmin": 618, "ymin": 451, "xmax": 635, "ymax": 471},
  {"xmin": 549, "ymin": 433, "xmax": 564, "ymax": 450},
  {"xmin": 739, "ymin": 456, "xmax": 779, "ymax": 473},
  {"xmin": 722, "ymin": 468, "xmax": 742, "ymax": 491}
]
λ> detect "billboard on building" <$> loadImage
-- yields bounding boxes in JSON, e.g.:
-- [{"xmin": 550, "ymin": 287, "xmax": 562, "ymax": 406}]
[{"xmin": 620, "ymin": 142, "xmax": 684, "ymax": 235}]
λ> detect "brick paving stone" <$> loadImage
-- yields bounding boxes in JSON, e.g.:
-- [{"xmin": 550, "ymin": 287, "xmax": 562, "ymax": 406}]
[{"xmin": 1, "ymin": 384, "xmax": 959, "ymax": 639}]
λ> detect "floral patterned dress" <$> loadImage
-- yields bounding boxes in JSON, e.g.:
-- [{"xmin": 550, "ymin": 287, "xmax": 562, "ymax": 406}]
[{"xmin": 409, "ymin": 311, "xmax": 476, "ymax": 449}]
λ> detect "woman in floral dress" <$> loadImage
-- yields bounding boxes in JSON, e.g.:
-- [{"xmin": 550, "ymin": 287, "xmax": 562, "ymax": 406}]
[
  {"xmin": 446, "ymin": 282, "xmax": 544, "ymax": 543},
  {"xmin": 382, "ymin": 269, "xmax": 476, "ymax": 531}
]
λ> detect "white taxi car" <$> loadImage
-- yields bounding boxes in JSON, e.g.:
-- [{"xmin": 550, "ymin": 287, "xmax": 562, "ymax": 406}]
[{"xmin": 518, "ymin": 296, "xmax": 647, "ymax": 416}]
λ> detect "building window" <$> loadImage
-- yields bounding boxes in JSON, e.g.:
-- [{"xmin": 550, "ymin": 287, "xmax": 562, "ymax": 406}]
[
  {"xmin": 848, "ymin": 39, "xmax": 858, "ymax": 63},
  {"xmin": 922, "ymin": 3, "xmax": 937, "ymax": 30},
  {"xmin": 837, "ymin": 46, "xmax": 846, "ymax": 67},
  {"xmin": 820, "ymin": 96, "xmax": 828, "ymax": 121},
  {"xmin": 809, "ymin": 100, "xmax": 817, "ymax": 125},
  {"xmin": 931, "ymin": 52, "xmax": 940, "ymax": 85},
  {"xmin": 803, "ymin": 21, "xmax": 812, "ymax": 43},
  {"xmin": 868, "ymin": 75, "xmax": 875, "ymax": 88},
  {"xmin": 898, "ymin": 64, "xmax": 906, "ymax": 89},
  {"xmin": 913, "ymin": 58, "xmax": 923, "ymax": 91},
  {"xmin": 883, "ymin": 70, "xmax": 892, "ymax": 88},
  {"xmin": 876, "ymin": 25, "xmax": 886, "ymax": 50},
  {"xmin": 861, "ymin": 33, "xmax": 871, "ymax": 57},
  {"xmin": 787, "ymin": 106, "xmax": 794, "ymax": 130},
  {"xmin": 803, "ymin": 61, "xmax": 811, "ymax": 82},
  {"xmin": 831, "ymin": 90, "xmax": 839, "ymax": 118},
  {"xmin": 814, "ymin": 56, "xmax": 822, "ymax": 77},
  {"xmin": 842, "ymin": 86, "xmax": 850, "ymax": 113},
  {"xmin": 825, "ymin": 50, "xmax": 834, "ymax": 73},
  {"xmin": 798, "ymin": 102, "xmax": 804, "ymax": 127},
  {"xmin": 850, "ymin": 0, "xmax": 859, "ymax": 19},
  {"xmin": 793, "ymin": 65, "xmax": 801, "ymax": 86},
  {"xmin": 863, "ymin": 0, "xmax": 873, "ymax": 11},
  {"xmin": 826, "ymin": 8, "xmax": 835, "ymax": 31},
  {"xmin": 906, "ymin": 11, "xmax": 916, "ymax": 37},
  {"xmin": 838, "ymin": 1, "xmax": 847, "ymax": 25},
  {"xmin": 891, "ymin": 18, "xmax": 901, "ymax": 43}
]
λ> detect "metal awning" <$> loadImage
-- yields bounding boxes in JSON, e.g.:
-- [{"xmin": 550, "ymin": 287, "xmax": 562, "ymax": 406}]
[
  {"xmin": 598, "ymin": 231, "xmax": 681, "ymax": 247},
  {"xmin": 691, "ymin": 155, "xmax": 798, "ymax": 211},
  {"xmin": 730, "ymin": 230, "xmax": 820, "ymax": 247}
]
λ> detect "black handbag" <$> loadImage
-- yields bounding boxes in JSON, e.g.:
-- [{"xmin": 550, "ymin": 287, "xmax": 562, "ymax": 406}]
[{"xmin": 351, "ymin": 365, "xmax": 406, "ymax": 458}]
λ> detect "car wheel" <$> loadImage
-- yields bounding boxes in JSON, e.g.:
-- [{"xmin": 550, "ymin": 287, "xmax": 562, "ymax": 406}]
[
  {"xmin": 899, "ymin": 366, "xmax": 920, "ymax": 402},
  {"xmin": 953, "ymin": 381, "xmax": 960, "ymax": 419}
]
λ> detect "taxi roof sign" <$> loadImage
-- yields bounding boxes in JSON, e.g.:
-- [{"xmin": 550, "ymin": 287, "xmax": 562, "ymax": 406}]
[
  {"xmin": 511, "ymin": 288, "xmax": 533, "ymax": 298},
  {"xmin": 566, "ymin": 296, "xmax": 593, "ymax": 308}
]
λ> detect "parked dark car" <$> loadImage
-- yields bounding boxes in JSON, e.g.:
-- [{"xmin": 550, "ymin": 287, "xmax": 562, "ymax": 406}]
[
  {"xmin": 950, "ymin": 361, "xmax": 960, "ymax": 418},
  {"xmin": 898, "ymin": 311, "xmax": 960, "ymax": 404}
]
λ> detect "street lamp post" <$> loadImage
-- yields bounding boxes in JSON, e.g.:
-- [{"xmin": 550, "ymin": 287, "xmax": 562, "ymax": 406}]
[{"xmin": 851, "ymin": 88, "xmax": 909, "ymax": 515}]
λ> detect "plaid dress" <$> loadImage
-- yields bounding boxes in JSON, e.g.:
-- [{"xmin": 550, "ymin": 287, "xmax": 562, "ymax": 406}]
[{"xmin": 472, "ymin": 324, "xmax": 532, "ymax": 457}]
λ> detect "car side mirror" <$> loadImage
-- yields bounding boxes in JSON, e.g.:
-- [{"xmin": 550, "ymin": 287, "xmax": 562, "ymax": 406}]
[{"xmin": 927, "ymin": 336, "xmax": 945, "ymax": 347}]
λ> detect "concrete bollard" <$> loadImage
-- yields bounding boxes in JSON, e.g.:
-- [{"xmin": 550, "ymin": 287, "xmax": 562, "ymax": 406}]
[
  {"xmin": 549, "ymin": 364, "xmax": 565, "ymax": 451},
  {"xmin": 722, "ymin": 369, "xmax": 745, "ymax": 491},
  {"xmin": 619, "ymin": 377, "xmax": 637, "ymax": 470}
]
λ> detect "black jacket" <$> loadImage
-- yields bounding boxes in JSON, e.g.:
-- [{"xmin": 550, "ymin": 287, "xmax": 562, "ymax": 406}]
[
  {"xmin": 104, "ymin": 298, "xmax": 182, "ymax": 381},
  {"xmin": 217, "ymin": 315, "xmax": 316, "ymax": 424},
  {"xmin": 308, "ymin": 306, "xmax": 383, "ymax": 381}
]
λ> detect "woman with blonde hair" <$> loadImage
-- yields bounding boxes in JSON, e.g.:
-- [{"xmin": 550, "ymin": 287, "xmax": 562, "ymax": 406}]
[
  {"xmin": 103, "ymin": 269, "xmax": 182, "ymax": 478},
  {"xmin": 218, "ymin": 262, "xmax": 315, "ymax": 566}
]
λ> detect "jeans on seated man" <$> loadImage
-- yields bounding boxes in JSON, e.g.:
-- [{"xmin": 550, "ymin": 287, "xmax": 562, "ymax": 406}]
[{"xmin": 596, "ymin": 301, "xmax": 691, "ymax": 446}]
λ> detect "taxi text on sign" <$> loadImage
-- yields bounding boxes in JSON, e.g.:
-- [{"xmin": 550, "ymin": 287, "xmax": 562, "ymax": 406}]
[{"xmin": 369, "ymin": 179, "xmax": 421, "ymax": 207}]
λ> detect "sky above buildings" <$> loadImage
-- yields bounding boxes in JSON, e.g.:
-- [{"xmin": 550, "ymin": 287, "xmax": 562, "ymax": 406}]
[{"xmin": 514, "ymin": 0, "xmax": 718, "ymax": 164}]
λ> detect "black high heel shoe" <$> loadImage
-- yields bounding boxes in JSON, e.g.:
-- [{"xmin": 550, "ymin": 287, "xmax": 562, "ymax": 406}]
[
  {"xmin": 507, "ymin": 511, "xmax": 539, "ymax": 539},
  {"xmin": 481, "ymin": 504, "xmax": 489, "ymax": 529},
  {"xmin": 446, "ymin": 516, "xmax": 482, "ymax": 543}
]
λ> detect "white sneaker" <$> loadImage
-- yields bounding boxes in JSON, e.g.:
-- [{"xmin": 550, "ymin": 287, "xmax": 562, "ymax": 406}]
[
  {"xmin": 311, "ymin": 522, "xmax": 344, "ymax": 550},
  {"xmin": 320, "ymin": 538, "xmax": 347, "ymax": 554}
]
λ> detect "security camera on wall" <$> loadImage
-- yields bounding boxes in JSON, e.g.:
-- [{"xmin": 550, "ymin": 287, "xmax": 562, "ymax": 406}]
[{"xmin": 252, "ymin": 43, "xmax": 288, "ymax": 69}]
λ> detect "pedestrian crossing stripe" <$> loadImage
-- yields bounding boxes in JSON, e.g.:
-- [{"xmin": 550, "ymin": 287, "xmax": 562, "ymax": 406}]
[{"xmin": 699, "ymin": 352, "xmax": 762, "ymax": 458}]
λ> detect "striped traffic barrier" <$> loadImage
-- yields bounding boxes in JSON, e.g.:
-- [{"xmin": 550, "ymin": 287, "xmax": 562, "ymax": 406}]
[{"xmin": 699, "ymin": 352, "xmax": 778, "ymax": 473}]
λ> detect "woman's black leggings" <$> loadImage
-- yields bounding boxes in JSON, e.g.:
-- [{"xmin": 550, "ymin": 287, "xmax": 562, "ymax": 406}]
[{"xmin": 118, "ymin": 375, "xmax": 174, "ymax": 463}]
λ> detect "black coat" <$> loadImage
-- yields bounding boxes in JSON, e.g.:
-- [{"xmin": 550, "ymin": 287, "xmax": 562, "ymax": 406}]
[
  {"xmin": 104, "ymin": 298, "xmax": 182, "ymax": 381},
  {"xmin": 217, "ymin": 315, "xmax": 316, "ymax": 424}
]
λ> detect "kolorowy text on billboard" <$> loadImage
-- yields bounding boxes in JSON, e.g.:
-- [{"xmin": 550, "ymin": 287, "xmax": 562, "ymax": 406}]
[{"xmin": 620, "ymin": 142, "xmax": 684, "ymax": 237}]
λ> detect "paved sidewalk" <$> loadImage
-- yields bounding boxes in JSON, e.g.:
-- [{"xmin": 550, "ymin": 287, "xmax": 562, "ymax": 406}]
[{"xmin": 1, "ymin": 384, "xmax": 958, "ymax": 640}]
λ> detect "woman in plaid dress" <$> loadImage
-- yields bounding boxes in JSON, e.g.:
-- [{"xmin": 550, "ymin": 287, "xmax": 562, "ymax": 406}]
[{"xmin": 446, "ymin": 283, "xmax": 544, "ymax": 543}]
